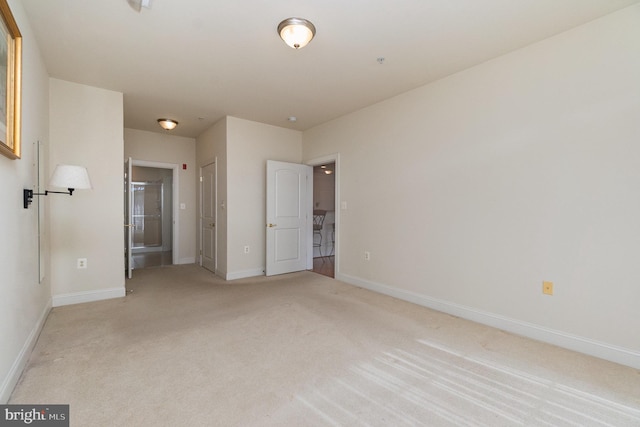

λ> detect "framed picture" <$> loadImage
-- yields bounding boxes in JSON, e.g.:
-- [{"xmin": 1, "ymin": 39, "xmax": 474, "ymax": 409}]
[{"xmin": 0, "ymin": 0, "xmax": 21, "ymax": 160}]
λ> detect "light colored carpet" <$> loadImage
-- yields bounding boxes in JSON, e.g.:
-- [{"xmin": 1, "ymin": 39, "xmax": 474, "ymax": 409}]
[{"xmin": 10, "ymin": 265, "xmax": 640, "ymax": 426}]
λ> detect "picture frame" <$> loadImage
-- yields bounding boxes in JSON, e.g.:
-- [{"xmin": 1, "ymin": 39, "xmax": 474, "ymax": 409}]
[{"xmin": 0, "ymin": 0, "xmax": 21, "ymax": 160}]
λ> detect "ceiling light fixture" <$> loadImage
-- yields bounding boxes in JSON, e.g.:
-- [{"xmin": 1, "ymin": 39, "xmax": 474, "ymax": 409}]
[
  {"xmin": 127, "ymin": 0, "xmax": 152, "ymax": 12},
  {"xmin": 157, "ymin": 118, "xmax": 178, "ymax": 131},
  {"xmin": 278, "ymin": 18, "xmax": 316, "ymax": 49}
]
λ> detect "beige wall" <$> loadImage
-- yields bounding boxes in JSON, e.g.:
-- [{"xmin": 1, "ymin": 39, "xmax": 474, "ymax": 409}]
[
  {"xmin": 303, "ymin": 6, "xmax": 640, "ymax": 367},
  {"xmin": 196, "ymin": 118, "xmax": 227, "ymax": 276},
  {"xmin": 226, "ymin": 117, "xmax": 302, "ymax": 278},
  {"xmin": 49, "ymin": 79, "xmax": 125, "ymax": 305},
  {"xmin": 196, "ymin": 116, "xmax": 302, "ymax": 279},
  {"xmin": 0, "ymin": 0, "xmax": 51, "ymax": 402},
  {"xmin": 124, "ymin": 128, "xmax": 197, "ymax": 264}
]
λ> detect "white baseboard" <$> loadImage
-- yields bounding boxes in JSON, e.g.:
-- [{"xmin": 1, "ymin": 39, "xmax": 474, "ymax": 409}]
[
  {"xmin": 177, "ymin": 257, "xmax": 196, "ymax": 265},
  {"xmin": 0, "ymin": 301, "xmax": 51, "ymax": 403},
  {"xmin": 226, "ymin": 268, "xmax": 264, "ymax": 281},
  {"xmin": 338, "ymin": 273, "xmax": 640, "ymax": 370},
  {"xmin": 52, "ymin": 287, "xmax": 126, "ymax": 307}
]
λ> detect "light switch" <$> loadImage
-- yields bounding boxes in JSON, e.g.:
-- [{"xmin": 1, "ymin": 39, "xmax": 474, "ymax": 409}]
[{"xmin": 341, "ymin": 201, "xmax": 348, "ymax": 210}]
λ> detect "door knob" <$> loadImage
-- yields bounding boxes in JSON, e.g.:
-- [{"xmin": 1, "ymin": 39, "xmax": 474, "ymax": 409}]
[
  {"xmin": 267, "ymin": 223, "xmax": 277, "ymax": 228},
  {"xmin": 210, "ymin": 223, "xmax": 215, "ymax": 227}
]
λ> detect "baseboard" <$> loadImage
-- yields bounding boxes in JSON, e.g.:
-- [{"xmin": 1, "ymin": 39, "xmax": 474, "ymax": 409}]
[
  {"xmin": 226, "ymin": 268, "xmax": 264, "ymax": 281},
  {"xmin": 337, "ymin": 273, "xmax": 640, "ymax": 370},
  {"xmin": 177, "ymin": 257, "xmax": 196, "ymax": 265},
  {"xmin": 52, "ymin": 287, "xmax": 126, "ymax": 307},
  {"xmin": 0, "ymin": 301, "xmax": 51, "ymax": 403}
]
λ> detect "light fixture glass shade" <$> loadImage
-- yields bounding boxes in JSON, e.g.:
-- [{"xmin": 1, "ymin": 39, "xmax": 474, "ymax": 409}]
[
  {"xmin": 49, "ymin": 164, "xmax": 92, "ymax": 190},
  {"xmin": 157, "ymin": 118, "xmax": 178, "ymax": 130},
  {"xmin": 127, "ymin": 0, "xmax": 151, "ymax": 12},
  {"xmin": 278, "ymin": 18, "xmax": 316, "ymax": 49}
]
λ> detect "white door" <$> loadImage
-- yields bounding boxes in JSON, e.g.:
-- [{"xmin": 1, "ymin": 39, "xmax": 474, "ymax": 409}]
[
  {"xmin": 124, "ymin": 157, "xmax": 133, "ymax": 279},
  {"xmin": 201, "ymin": 162, "xmax": 216, "ymax": 272},
  {"xmin": 266, "ymin": 160, "xmax": 312, "ymax": 276}
]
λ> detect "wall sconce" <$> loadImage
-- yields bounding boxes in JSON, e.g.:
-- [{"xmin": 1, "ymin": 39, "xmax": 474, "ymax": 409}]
[{"xmin": 24, "ymin": 164, "xmax": 92, "ymax": 209}]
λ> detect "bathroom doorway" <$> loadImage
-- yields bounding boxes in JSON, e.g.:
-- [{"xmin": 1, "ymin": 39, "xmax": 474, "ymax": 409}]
[{"xmin": 131, "ymin": 166, "xmax": 173, "ymax": 268}]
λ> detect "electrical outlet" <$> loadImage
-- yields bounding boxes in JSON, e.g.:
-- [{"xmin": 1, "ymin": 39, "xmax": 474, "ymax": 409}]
[
  {"xmin": 244, "ymin": 245, "xmax": 250, "ymax": 254},
  {"xmin": 543, "ymin": 281, "xmax": 553, "ymax": 295},
  {"xmin": 77, "ymin": 258, "xmax": 87, "ymax": 269},
  {"xmin": 364, "ymin": 251, "xmax": 371, "ymax": 261}
]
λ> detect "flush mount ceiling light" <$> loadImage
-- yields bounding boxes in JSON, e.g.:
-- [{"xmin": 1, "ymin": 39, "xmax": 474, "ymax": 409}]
[
  {"xmin": 278, "ymin": 18, "xmax": 316, "ymax": 49},
  {"xmin": 127, "ymin": 0, "xmax": 151, "ymax": 12},
  {"xmin": 157, "ymin": 118, "xmax": 178, "ymax": 131}
]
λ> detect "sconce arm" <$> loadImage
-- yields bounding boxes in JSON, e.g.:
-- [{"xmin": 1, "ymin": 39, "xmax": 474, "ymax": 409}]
[{"xmin": 23, "ymin": 188, "xmax": 76, "ymax": 209}]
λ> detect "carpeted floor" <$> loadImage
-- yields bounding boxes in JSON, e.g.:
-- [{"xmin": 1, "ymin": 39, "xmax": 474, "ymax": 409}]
[{"xmin": 9, "ymin": 265, "xmax": 640, "ymax": 426}]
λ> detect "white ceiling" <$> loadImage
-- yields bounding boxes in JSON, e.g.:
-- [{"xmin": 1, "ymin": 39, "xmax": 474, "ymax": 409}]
[{"xmin": 21, "ymin": 0, "xmax": 640, "ymax": 138}]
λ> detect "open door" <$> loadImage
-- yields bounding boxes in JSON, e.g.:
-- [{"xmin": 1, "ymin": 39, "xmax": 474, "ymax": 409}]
[
  {"xmin": 266, "ymin": 160, "xmax": 312, "ymax": 276},
  {"xmin": 124, "ymin": 157, "xmax": 133, "ymax": 279}
]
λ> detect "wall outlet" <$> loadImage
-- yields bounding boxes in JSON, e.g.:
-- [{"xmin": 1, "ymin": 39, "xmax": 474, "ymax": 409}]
[
  {"xmin": 244, "ymin": 245, "xmax": 250, "ymax": 254},
  {"xmin": 364, "ymin": 251, "xmax": 371, "ymax": 261},
  {"xmin": 543, "ymin": 281, "xmax": 553, "ymax": 295},
  {"xmin": 77, "ymin": 258, "xmax": 87, "ymax": 269}
]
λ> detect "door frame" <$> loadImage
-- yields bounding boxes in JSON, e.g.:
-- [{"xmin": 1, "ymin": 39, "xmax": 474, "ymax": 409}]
[
  {"xmin": 130, "ymin": 159, "xmax": 179, "ymax": 264},
  {"xmin": 199, "ymin": 159, "xmax": 217, "ymax": 272},
  {"xmin": 306, "ymin": 153, "xmax": 340, "ymax": 276}
]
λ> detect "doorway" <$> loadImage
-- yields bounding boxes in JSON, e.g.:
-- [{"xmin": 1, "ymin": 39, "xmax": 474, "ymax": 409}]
[
  {"xmin": 131, "ymin": 166, "xmax": 173, "ymax": 268},
  {"xmin": 308, "ymin": 155, "xmax": 339, "ymax": 279},
  {"xmin": 125, "ymin": 160, "xmax": 179, "ymax": 276}
]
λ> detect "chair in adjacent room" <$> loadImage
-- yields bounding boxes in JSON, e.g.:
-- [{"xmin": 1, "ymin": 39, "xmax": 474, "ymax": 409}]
[
  {"xmin": 329, "ymin": 222, "xmax": 335, "ymax": 256},
  {"xmin": 313, "ymin": 210, "xmax": 326, "ymax": 257}
]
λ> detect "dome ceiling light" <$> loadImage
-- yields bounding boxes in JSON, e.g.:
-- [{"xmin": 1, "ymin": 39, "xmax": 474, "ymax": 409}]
[
  {"xmin": 157, "ymin": 118, "xmax": 178, "ymax": 131},
  {"xmin": 127, "ymin": 0, "xmax": 151, "ymax": 12},
  {"xmin": 278, "ymin": 18, "xmax": 316, "ymax": 49}
]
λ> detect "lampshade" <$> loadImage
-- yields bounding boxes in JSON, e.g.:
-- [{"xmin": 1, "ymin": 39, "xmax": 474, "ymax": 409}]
[
  {"xmin": 157, "ymin": 118, "xmax": 178, "ymax": 130},
  {"xmin": 49, "ymin": 164, "xmax": 92, "ymax": 190},
  {"xmin": 278, "ymin": 18, "xmax": 316, "ymax": 49}
]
